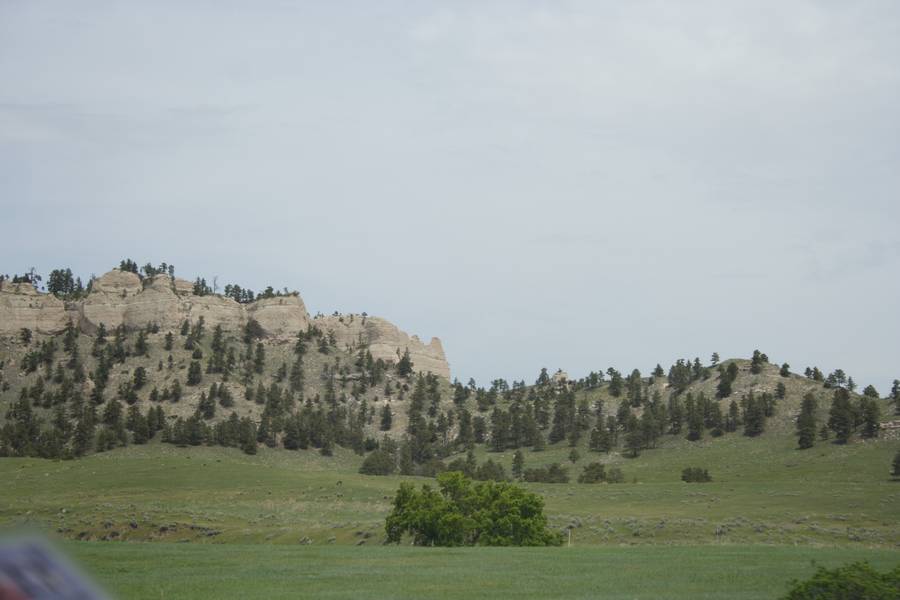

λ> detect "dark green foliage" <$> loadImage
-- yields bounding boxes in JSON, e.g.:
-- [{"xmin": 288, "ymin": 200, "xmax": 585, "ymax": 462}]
[
  {"xmin": 606, "ymin": 467, "xmax": 625, "ymax": 483},
  {"xmin": 860, "ymin": 397, "xmax": 881, "ymax": 439},
  {"xmin": 474, "ymin": 459, "xmax": 507, "ymax": 482},
  {"xmin": 396, "ymin": 348, "xmax": 414, "ymax": 378},
  {"xmin": 781, "ymin": 562, "xmax": 900, "ymax": 600},
  {"xmin": 523, "ymin": 463, "xmax": 569, "ymax": 483},
  {"xmin": 359, "ymin": 449, "xmax": 396, "ymax": 476},
  {"xmin": 187, "ymin": 361, "xmax": 203, "ymax": 385},
  {"xmin": 780, "ymin": 363, "xmax": 790, "ymax": 377},
  {"xmin": 750, "ymin": 350, "xmax": 768, "ymax": 374},
  {"xmin": 46, "ymin": 268, "xmax": 85, "ymax": 299},
  {"xmin": 717, "ymin": 362, "xmax": 739, "ymax": 398},
  {"xmin": 892, "ymin": 450, "xmax": 900, "ymax": 479},
  {"xmin": 742, "ymin": 392, "xmax": 767, "ymax": 437},
  {"xmin": 132, "ymin": 366, "xmax": 147, "ymax": 390},
  {"xmin": 577, "ymin": 462, "xmax": 606, "ymax": 484},
  {"xmin": 862, "ymin": 385, "xmax": 880, "ymax": 399},
  {"xmin": 379, "ymin": 403, "xmax": 392, "ymax": 431},
  {"xmin": 681, "ymin": 467, "xmax": 712, "ymax": 483},
  {"xmin": 796, "ymin": 393, "xmax": 818, "ymax": 450},
  {"xmin": 512, "ymin": 450, "xmax": 524, "ymax": 480},
  {"xmin": 253, "ymin": 343, "xmax": 266, "ymax": 374},
  {"xmin": 828, "ymin": 387, "xmax": 855, "ymax": 443},
  {"xmin": 384, "ymin": 472, "xmax": 562, "ymax": 546}
]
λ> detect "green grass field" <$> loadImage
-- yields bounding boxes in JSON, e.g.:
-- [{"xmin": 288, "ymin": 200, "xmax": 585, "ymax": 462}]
[{"xmin": 58, "ymin": 542, "xmax": 900, "ymax": 600}]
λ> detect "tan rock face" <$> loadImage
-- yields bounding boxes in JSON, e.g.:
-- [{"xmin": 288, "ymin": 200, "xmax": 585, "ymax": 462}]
[
  {"xmin": 314, "ymin": 314, "xmax": 450, "ymax": 379},
  {"xmin": 0, "ymin": 280, "xmax": 70, "ymax": 334},
  {"xmin": 79, "ymin": 270, "xmax": 143, "ymax": 333},
  {"xmin": 0, "ymin": 270, "xmax": 451, "ymax": 379},
  {"xmin": 247, "ymin": 295, "xmax": 310, "ymax": 337}
]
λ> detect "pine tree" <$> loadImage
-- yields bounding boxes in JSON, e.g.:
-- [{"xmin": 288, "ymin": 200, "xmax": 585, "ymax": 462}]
[
  {"xmin": 860, "ymin": 398, "xmax": 880, "ymax": 439},
  {"xmin": 796, "ymin": 393, "xmax": 817, "ymax": 450},
  {"xmin": 717, "ymin": 362, "xmax": 739, "ymax": 398},
  {"xmin": 253, "ymin": 343, "xmax": 266, "ymax": 374},
  {"xmin": 380, "ymin": 404, "xmax": 393, "ymax": 431},
  {"xmin": 827, "ymin": 387, "xmax": 855, "ymax": 443},
  {"xmin": 187, "ymin": 361, "xmax": 202, "ymax": 385},
  {"xmin": 397, "ymin": 348, "xmax": 413, "ymax": 378}
]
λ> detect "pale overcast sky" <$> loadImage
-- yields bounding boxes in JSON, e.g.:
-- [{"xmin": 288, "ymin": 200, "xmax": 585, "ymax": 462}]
[{"xmin": 2, "ymin": 2, "xmax": 899, "ymax": 391}]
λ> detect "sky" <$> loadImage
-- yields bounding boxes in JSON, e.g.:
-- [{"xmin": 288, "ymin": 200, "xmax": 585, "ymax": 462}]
[{"xmin": 1, "ymin": 1, "xmax": 899, "ymax": 392}]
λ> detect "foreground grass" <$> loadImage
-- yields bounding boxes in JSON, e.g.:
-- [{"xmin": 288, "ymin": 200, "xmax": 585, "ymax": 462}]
[{"xmin": 63, "ymin": 542, "xmax": 899, "ymax": 600}]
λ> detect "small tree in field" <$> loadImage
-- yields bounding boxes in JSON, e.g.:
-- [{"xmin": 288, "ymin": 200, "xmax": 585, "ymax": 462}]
[{"xmin": 385, "ymin": 472, "xmax": 561, "ymax": 546}]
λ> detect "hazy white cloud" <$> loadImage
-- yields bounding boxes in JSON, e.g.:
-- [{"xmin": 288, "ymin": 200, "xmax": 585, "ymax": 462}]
[{"xmin": 1, "ymin": 1, "xmax": 898, "ymax": 390}]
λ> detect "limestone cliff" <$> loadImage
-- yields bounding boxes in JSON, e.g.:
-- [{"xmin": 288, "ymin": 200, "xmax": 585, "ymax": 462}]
[
  {"xmin": 314, "ymin": 314, "xmax": 450, "ymax": 380},
  {"xmin": 0, "ymin": 269, "xmax": 449, "ymax": 378},
  {"xmin": 0, "ymin": 280, "xmax": 70, "ymax": 334}
]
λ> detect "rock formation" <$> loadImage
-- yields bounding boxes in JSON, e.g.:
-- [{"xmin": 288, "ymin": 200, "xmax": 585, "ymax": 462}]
[
  {"xmin": 0, "ymin": 269, "xmax": 449, "ymax": 378},
  {"xmin": 314, "ymin": 314, "xmax": 450, "ymax": 380},
  {"xmin": 0, "ymin": 280, "xmax": 70, "ymax": 334}
]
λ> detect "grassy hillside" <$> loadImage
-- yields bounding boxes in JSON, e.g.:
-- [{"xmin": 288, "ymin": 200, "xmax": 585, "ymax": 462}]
[{"xmin": 2, "ymin": 434, "xmax": 897, "ymax": 547}]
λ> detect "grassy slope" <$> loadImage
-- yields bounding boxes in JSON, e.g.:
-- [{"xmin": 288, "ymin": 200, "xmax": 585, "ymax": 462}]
[{"xmin": 3, "ymin": 433, "xmax": 898, "ymax": 547}]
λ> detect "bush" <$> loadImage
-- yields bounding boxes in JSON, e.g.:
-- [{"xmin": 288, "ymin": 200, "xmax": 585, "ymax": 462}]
[
  {"xmin": 606, "ymin": 467, "xmax": 625, "ymax": 483},
  {"xmin": 781, "ymin": 562, "xmax": 900, "ymax": 600},
  {"xmin": 385, "ymin": 472, "xmax": 562, "ymax": 546},
  {"xmin": 577, "ymin": 462, "xmax": 606, "ymax": 484},
  {"xmin": 474, "ymin": 459, "xmax": 507, "ymax": 482},
  {"xmin": 681, "ymin": 467, "xmax": 712, "ymax": 483},
  {"xmin": 359, "ymin": 449, "xmax": 395, "ymax": 476},
  {"xmin": 523, "ymin": 463, "xmax": 569, "ymax": 483}
]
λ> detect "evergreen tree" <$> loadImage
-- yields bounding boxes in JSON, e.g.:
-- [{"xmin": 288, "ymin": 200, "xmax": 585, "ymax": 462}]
[
  {"xmin": 796, "ymin": 393, "xmax": 817, "ymax": 449},
  {"xmin": 827, "ymin": 387, "xmax": 855, "ymax": 443},
  {"xmin": 716, "ymin": 362, "xmax": 739, "ymax": 398},
  {"xmin": 187, "ymin": 361, "xmax": 203, "ymax": 385},
  {"xmin": 380, "ymin": 403, "xmax": 393, "ymax": 431},
  {"xmin": 253, "ymin": 343, "xmax": 266, "ymax": 375},
  {"xmin": 396, "ymin": 348, "xmax": 414, "ymax": 378},
  {"xmin": 860, "ymin": 398, "xmax": 880, "ymax": 439}
]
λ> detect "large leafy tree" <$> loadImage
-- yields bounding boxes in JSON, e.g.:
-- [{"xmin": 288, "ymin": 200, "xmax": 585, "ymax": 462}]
[{"xmin": 385, "ymin": 472, "xmax": 561, "ymax": 546}]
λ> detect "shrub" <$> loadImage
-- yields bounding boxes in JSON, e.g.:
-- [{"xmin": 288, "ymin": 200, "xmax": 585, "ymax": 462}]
[
  {"xmin": 606, "ymin": 467, "xmax": 625, "ymax": 483},
  {"xmin": 577, "ymin": 462, "xmax": 606, "ymax": 484},
  {"xmin": 681, "ymin": 467, "xmax": 712, "ymax": 483},
  {"xmin": 474, "ymin": 459, "xmax": 507, "ymax": 482},
  {"xmin": 385, "ymin": 472, "xmax": 562, "ymax": 546},
  {"xmin": 359, "ymin": 449, "xmax": 396, "ymax": 476},
  {"xmin": 781, "ymin": 562, "xmax": 899, "ymax": 600},
  {"xmin": 523, "ymin": 463, "xmax": 569, "ymax": 483}
]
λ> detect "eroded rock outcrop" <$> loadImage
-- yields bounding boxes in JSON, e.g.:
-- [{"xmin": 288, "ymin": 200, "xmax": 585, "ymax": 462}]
[
  {"xmin": 247, "ymin": 295, "xmax": 310, "ymax": 338},
  {"xmin": 314, "ymin": 314, "xmax": 450, "ymax": 379},
  {"xmin": 0, "ymin": 269, "xmax": 449, "ymax": 378},
  {"xmin": 0, "ymin": 280, "xmax": 70, "ymax": 334}
]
